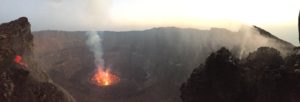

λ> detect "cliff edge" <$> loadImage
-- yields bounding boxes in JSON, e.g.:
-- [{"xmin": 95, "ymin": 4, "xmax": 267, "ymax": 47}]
[{"xmin": 0, "ymin": 17, "xmax": 75, "ymax": 102}]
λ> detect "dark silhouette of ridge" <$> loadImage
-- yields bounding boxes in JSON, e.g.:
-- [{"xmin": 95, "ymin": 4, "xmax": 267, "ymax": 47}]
[
  {"xmin": 298, "ymin": 11, "xmax": 300, "ymax": 42},
  {"xmin": 253, "ymin": 26, "xmax": 293, "ymax": 46}
]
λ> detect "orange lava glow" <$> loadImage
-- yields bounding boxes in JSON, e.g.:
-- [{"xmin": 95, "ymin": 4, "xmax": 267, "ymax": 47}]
[
  {"xmin": 15, "ymin": 55, "xmax": 27, "ymax": 67},
  {"xmin": 91, "ymin": 67, "xmax": 120, "ymax": 87}
]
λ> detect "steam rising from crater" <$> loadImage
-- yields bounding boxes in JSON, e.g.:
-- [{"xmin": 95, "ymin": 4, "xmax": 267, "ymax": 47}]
[
  {"xmin": 86, "ymin": 31, "xmax": 120, "ymax": 86},
  {"xmin": 86, "ymin": 31, "xmax": 104, "ymax": 67}
]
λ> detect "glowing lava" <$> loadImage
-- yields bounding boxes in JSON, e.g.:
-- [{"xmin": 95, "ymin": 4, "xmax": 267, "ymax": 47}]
[
  {"xmin": 91, "ymin": 67, "xmax": 120, "ymax": 87},
  {"xmin": 14, "ymin": 55, "xmax": 27, "ymax": 67}
]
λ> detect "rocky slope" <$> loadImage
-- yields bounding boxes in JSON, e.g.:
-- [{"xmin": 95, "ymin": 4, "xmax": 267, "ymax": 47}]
[
  {"xmin": 0, "ymin": 17, "xmax": 75, "ymax": 102},
  {"xmin": 32, "ymin": 26, "xmax": 294, "ymax": 102}
]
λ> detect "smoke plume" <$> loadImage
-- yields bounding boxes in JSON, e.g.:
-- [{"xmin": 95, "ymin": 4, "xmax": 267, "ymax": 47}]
[{"xmin": 86, "ymin": 31, "xmax": 105, "ymax": 68}]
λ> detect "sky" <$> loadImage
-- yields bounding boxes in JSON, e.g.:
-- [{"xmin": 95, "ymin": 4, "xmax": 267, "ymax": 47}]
[{"xmin": 0, "ymin": 0, "xmax": 299, "ymax": 45}]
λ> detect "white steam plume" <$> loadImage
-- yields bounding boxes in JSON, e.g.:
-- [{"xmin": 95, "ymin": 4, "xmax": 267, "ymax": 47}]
[{"xmin": 86, "ymin": 31, "xmax": 105, "ymax": 68}]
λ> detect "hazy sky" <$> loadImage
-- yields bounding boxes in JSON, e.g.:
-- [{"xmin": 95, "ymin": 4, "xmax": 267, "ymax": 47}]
[{"xmin": 0, "ymin": 0, "xmax": 299, "ymax": 45}]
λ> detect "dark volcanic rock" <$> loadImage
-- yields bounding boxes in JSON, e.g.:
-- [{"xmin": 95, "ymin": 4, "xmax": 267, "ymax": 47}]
[
  {"xmin": 181, "ymin": 47, "xmax": 300, "ymax": 102},
  {"xmin": 242, "ymin": 47, "xmax": 289, "ymax": 102},
  {"xmin": 0, "ymin": 17, "xmax": 74, "ymax": 102},
  {"xmin": 180, "ymin": 47, "xmax": 243, "ymax": 102}
]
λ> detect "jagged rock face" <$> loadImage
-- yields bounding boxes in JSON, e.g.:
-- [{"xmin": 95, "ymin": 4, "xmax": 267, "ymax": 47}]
[
  {"xmin": 0, "ymin": 17, "xmax": 32, "ymax": 66},
  {"xmin": 181, "ymin": 47, "xmax": 300, "ymax": 102},
  {"xmin": 0, "ymin": 17, "xmax": 32, "ymax": 55},
  {"xmin": 0, "ymin": 17, "xmax": 74, "ymax": 102}
]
